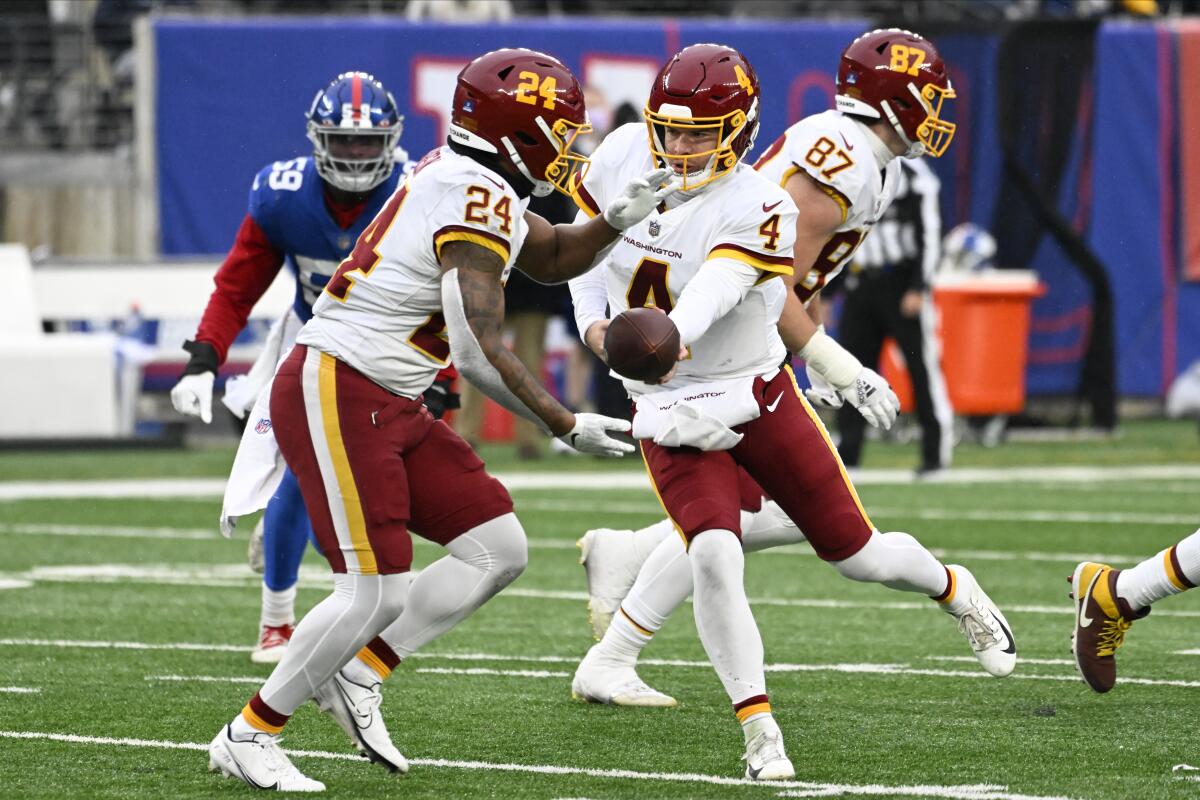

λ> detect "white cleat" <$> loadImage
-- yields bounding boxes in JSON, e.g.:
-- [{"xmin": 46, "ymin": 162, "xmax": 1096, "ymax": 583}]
[
  {"xmin": 577, "ymin": 528, "xmax": 647, "ymax": 640},
  {"xmin": 312, "ymin": 670, "xmax": 408, "ymax": 773},
  {"xmin": 248, "ymin": 517, "xmax": 266, "ymax": 574},
  {"xmin": 570, "ymin": 645, "xmax": 677, "ymax": 708},
  {"xmin": 207, "ymin": 723, "xmax": 325, "ymax": 792},
  {"xmin": 743, "ymin": 724, "xmax": 795, "ymax": 781},
  {"xmin": 942, "ymin": 564, "xmax": 1017, "ymax": 678}
]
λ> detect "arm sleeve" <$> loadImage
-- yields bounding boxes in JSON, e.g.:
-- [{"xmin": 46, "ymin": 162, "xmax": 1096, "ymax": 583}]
[
  {"xmin": 440, "ymin": 269, "xmax": 552, "ymax": 433},
  {"xmin": 667, "ymin": 258, "xmax": 761, "ymax": 346},
  {"xmin": 193, "ymin": 213, "xmax": 285, "ymax": 364}
]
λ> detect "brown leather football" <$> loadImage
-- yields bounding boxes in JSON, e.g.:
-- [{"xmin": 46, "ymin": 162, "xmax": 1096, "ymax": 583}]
[{"xmin": 603, "ymin": 307, "xmax": 681, "ymax": 383}]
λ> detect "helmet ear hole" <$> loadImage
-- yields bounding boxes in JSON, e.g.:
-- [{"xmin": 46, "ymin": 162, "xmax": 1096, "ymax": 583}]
[{"xmin": 515, "ymin": 130, "xmax": 538, "ymax": 146}]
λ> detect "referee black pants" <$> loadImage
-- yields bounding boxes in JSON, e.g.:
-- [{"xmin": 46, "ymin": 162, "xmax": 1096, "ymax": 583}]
[{"xmin": 834, "ymin": 273, "xmax": 953, "ymax": 470}]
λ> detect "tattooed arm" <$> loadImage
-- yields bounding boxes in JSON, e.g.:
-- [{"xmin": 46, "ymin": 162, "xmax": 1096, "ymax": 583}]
[{"xmin": 440, "ymin": 240, "xmax": 576, "ymax": 436}]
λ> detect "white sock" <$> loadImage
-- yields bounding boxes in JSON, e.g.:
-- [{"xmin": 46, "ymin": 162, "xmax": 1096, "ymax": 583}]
[
  {"xmin": 378, "ymin": 513, "xmax": 527, "ymax": 659},
  {"xmin": 260, "ymin": 583, "xmax": 297, "ymax": 628},
  {"xmin": 1116, "ymin": 528, "xmax": 1200, "ymax": 610},
  {"xmin": 832, "ymin": 530, "xmax": 948, "ymax": 596},
  {"xmin": 741, "ymin": 501, "xmax": 806, "ymax": 553},
  {"xmin": 599, "ymin": 612, "xmax": 654, "ymax": 665},
  {"xmin": 689, "ymin": 530, "xmax": 767, "ymax": 704},
  {"xmin": 258, "ymin": 572, "xmax": 409, "ymax": 717}
]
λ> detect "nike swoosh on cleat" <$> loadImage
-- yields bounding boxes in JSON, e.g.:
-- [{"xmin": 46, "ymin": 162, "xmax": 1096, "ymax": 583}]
[
  {"xmin": 765, "ymin": 392, "xmax": 783, "ymax": 413},
  {"xmin": 762, "ymin": 200, "xmax": 783, "ymax": 213},
  {"xmin": 993, "ymin": 613, "xmax": 1017, "ymax": 655},
  {"xmin": 569, "ymin": 433, "xmax": 580, "ymax": 448},
  {"xmin": 1078, "ymin": 570, "xmax": 1102, "ymax": 628},
  {"xmin": 747, "ymin": 765, "xmax": 763, "ymax": 780}
]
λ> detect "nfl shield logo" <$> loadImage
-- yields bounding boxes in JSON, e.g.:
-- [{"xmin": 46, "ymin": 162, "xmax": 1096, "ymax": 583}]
[
  {"xmin": 463, "ymin": 99, "xmax": 476, "ymax": 114},
  {"xmin": 648, "ymin": 219, "xmax": 660, "ymax": 237},
  {"xmin": 255, "ymin": 418, "xmax": 272, "ymax": 435},
  {"xmin": 338, "ymin": 235, "xmax": 352, "ymax": 252}
]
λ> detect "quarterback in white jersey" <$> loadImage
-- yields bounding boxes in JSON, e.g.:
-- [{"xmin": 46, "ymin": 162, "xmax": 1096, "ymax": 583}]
[
  {"xmin": 206, "ymin": 48, "xmax": 679, "ymax": 793},
  {"xmin": 571, "ymin": 121, "xmax": 796, "ymax": 395},
  {"xmin": 568, "ymin": 35, "xmax": 1018, "ymax": 783}
]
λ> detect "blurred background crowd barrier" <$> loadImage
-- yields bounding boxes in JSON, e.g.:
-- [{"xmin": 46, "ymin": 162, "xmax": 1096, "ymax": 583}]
[{"xmin": 3, "ymin": 0, "xmax": 1200, "ymax": 442}]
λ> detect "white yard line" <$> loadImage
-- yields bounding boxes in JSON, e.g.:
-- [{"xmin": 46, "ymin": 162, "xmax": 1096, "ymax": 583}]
[
  {"xmin": 2, "ymin": 463, "xmax": 1200, "ymax": 502},
  {"xmin": 0, "ymin": 687, "xmax": 40, "ymax": 694},
  {"xmin": 0, "ymin": 730, "xmax": 1075, "ymax": 799},
  {"xmin": 7, "ymin": 563, "xmax": 1200, "ymax": 619}
]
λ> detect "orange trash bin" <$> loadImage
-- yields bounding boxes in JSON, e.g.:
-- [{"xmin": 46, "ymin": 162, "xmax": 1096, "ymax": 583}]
[{"xmin": 879, "ymin": 270, "xmax": 1045, "ymax": 416}]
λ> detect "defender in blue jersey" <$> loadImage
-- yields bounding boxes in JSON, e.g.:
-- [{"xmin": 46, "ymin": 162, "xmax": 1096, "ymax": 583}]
[{"xmin": 170, "ymin": 72, "xmax": 448, "ymax": 663}]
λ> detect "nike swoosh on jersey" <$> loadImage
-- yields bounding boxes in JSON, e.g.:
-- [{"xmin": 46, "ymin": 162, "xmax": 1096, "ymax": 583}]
[
  {"xmin": 483, "ymin": 174, "xmax": 505, "ymax": 190},
  {"xmin": 839, "ymin": 133, "xmax": 855, "ymax": 151},
  {"xmin": 762, "ymin": 200, "xmax": 783, "ymax": 213},
  {"xmin": 765, "ymin": 392, "xmax": 784, "ymax": 413}
]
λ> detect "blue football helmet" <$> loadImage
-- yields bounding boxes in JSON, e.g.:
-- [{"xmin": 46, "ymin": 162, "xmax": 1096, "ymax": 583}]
[{"xmin": 306, "ymin": 71, "xmax": 403, "ymax": 193}]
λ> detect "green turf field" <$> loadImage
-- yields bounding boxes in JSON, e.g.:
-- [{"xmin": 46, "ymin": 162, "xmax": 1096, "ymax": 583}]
[{"xmin": 0, "ymin": 419, "xmax": 1198, "ymax": 799}]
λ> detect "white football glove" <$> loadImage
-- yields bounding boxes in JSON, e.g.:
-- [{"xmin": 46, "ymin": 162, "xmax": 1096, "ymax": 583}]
[
  {"xmin": 603, "ymin": 167, "xmax": 679, "ymax": 230},
  {"xmin": 804, "ymin": 363, "xmax": 844, "ymax": 409},
  {"xmin": 170, "ymin": 372, "xmax": 215, "ymax": 424},
  {"xmin": 842, "ymin": 367, "xmax": 901, "ymax": 430},
  {"xmin": 558, "ymin": 413, "xmax": 636, "ymax": 457}
]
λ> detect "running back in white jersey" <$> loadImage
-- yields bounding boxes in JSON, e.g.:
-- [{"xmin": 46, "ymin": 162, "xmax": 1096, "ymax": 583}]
[
  {"xmin": 754, "ymin": 109, "xmax": 902, "ymax": 303},
  {"xmin": 299, "ymin": 147, "xmax": 530, "ymax": 398},
  {"xmin": 572, "ymin": 123, "xmax": 797, "ymax": 395}
]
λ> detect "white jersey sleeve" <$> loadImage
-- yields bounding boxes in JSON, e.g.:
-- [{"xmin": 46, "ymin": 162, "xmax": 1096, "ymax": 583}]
[{"xmin": 298, "ymin": 149, "xmax": 528, "ymax": 397}]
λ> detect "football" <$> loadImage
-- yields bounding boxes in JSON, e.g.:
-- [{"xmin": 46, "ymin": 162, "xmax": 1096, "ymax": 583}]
[{"xmin": 603, "ymin": 307, "xmax": 681, "ymax": 383}]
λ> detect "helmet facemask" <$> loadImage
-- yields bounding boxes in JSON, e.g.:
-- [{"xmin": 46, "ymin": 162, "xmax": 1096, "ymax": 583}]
[
  {"xmin": 879, "ymin": 80, "xmax": 956, "ymax": 159},
  {"xmin": 644, "ymin": 99, "xmax": 756, "ymax": 192},
  {"xmin": 307, "ymin": 124, "xmax": 400, "ymax": 193},
  {"xmin": 501, "ymin": 115, "xmax": 592, "ymax": 197}
]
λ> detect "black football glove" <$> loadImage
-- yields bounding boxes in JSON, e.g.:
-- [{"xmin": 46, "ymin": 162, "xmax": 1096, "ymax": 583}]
[{"xmin": 423, "ymin": 377, "xmax": 460, "ymax": 420}]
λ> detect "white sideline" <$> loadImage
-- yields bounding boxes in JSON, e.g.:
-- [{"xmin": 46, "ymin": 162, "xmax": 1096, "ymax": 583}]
[
  {"xmin": 2, "ymin": 463, "xmax": 1200, "ymax": 501},
  {"xmin": 0, "ymin": 729, "xmax": 1075, "ymax": 799}
]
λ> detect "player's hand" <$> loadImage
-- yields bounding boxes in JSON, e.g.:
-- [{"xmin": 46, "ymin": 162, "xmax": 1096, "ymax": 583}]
[
  {"xmin": 422, "ymin": 377, "xmax": 460, "ymax": 420},
  {"xmin": 603, "ymin": 167, "xmax": 679, "ymax": 230},
  {"xmin": 558, "ymin": 412, "xmax": 635, "ymax": 457},
  {"xmin": 170, "ymin": 372, "xmax": 215, "ymax": 423},
  {"xmin": 842, "ymin": 367, "xmax": 900, "ymax": 430},
  {"xmin": 584, "ymin": 319, "xmax": 610, "ymax": 362},
  {"xmin": 804, "ymin": 363, "xmax": 844, "ymax": 409}
]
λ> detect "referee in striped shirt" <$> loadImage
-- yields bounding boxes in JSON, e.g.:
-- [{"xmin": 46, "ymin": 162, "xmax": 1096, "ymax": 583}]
[{"xmin": 834, "ymin": 158, "xmax": 954, "ymax": 476}]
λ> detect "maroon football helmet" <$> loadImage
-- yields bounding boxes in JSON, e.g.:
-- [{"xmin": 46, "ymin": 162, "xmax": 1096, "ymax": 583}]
[
  {"xmin": 449, "ymin": 48, "xmax": 591, "ymax": 196},
  {"xmin": 644, "ymin": 43, "xmax": 760, "ymax": 191},
  {"xmin": 835, "ymin": 28, "xmax": 956, "ymax": 157}
]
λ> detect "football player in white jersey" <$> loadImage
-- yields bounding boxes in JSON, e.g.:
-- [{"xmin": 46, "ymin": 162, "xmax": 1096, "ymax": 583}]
[
  {"xmin": 566, "ymin": 35, "xmax": 1017, "ymax": 779},
  {"xmin": 206, "ymin": 48, "xmax": 678, "ymax": 792}
]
